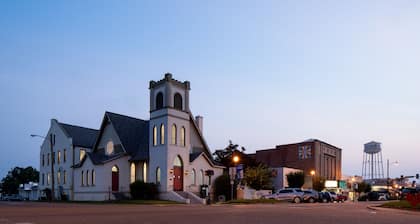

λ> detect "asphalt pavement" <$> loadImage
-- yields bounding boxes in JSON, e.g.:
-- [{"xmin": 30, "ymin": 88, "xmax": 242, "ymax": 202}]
[{"xmin": 0, "ymin": 201, "xmax": 418, "ymax": 224}]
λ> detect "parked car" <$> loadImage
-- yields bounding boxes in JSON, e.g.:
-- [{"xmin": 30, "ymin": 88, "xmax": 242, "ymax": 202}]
[
  {"xmin": 262, "ymin": 189, "xmax": 304, "ymax": 203},
  {"xmin": 328, "ymin": 192, "xmax": 339, "ymax": 202},
  {"xmin": 336, "ymin": 194, "xmax": 348, "ymax": 202},
  {"xmin": 5, "ymin": 194, "xmax": 23, "ymax": 201},
  {"xmin": 318, "ymin": 192, "xmax": 332, "ymax": 203},
  {"xmin": 303, "ymin": 190, "xmax": 319, "ymax": 203}
]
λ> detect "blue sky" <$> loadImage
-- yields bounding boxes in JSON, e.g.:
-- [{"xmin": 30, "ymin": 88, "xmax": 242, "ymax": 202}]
[{"xmin": 1, "ymin": 0, "xmax": 419, "ymax": 179}]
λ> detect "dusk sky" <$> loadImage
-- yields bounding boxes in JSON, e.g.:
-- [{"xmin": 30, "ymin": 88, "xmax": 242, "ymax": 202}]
[{"xmin": 1, "ymin": 0, "xmax": 419, "ymax": 179}]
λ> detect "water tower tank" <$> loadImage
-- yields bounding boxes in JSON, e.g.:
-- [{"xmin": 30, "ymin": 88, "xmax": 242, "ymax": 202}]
[
  {"xmin": 362, "ymin": 141, "xmax": 384, "ymax": 180},
  {"xmin": 364, "ymin": 141, "xmax": 382, "ymax": 154}
]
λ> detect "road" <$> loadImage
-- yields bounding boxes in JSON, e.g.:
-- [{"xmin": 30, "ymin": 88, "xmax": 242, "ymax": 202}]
[{"xmin": 0, "ymin": 201, "xmax": 418, "ymax": 224}]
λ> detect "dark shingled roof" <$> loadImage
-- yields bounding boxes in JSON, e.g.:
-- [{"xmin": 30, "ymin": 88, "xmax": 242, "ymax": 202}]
[
  {"xmin": 190, "ymin": 152, "xmax": 202, "ymax": 163},
  {"xmin": 58, "ymin": 122, "xmax": 98, "ymax": 148},
  {"xmin": 105, "ymin": 112, "xmax": 149, "ymax": 161}
]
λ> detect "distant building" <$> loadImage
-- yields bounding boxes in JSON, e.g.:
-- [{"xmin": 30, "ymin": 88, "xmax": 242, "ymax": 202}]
[
  {"xmin": 18, "ymin": 182, "xmax": 39, "ymax": 201},
  {"xmin": 254, "ymin": 139, "xmax": 342, "ymax": 181}
]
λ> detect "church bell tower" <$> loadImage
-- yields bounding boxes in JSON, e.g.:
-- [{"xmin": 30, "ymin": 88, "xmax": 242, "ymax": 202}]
[{"xmin": 148, "ymin": 73, "xmax": 191, "ymax": 193}]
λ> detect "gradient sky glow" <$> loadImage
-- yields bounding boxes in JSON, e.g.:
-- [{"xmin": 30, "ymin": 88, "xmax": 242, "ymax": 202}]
[{"xmin": 1, "ymin": 0, "xmax": 419, "ymax": 179}]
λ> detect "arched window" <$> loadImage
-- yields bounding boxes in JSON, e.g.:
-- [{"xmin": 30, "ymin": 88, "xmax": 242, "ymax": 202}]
[
  {"xmin": 106, "ymin": 141, "xmax": 114, "ymax": 155},
  {"xmin": 174, "ymin": 93, "xmax": 183, "ymax": 110},
  {"xmin": 81, "ymin": 171, "xmax": 84, "ymax": 186},
  {"xmin": 130, "ymin": 163, "xmax": 136, "ymax": 183},
  {"xmin": 181, "ymin": 127, "xmax": 186, "ymax": 147},
  {"xmin": 156, "ymin": 92, "xmax": 163, "ymax": 110},
  {"xmin": 198, "ymin": 170, "xmax": 203, "ymax": 186},
  {"xmin": 171, "ymin": 124, "xmax": 177, "ymax": 145},
  {"xmin": 143, "ymin": 162, "xmax": 147, "ymax": 182},
  {"xmin": 201, "ymin": 170, "xmax": 205, "ymax": 185},
  {"xmin": 156, "ymin": 167, "xmax": 161, "ymax": 184},
  {"xmin": 91, "ymin": 170, "xmax": 95, "ymax": 185},
  {"xmin": 86, "ymin": 170, "xmax": 89, "ymax": 186},
  {"xmin": 160, "ymin": 124, "xmax": 165, "ymax": 145},
  {"xmin": 57, "ymin": 171, "xmax": 61, "ymax": 184},
  {"xmin": 57, "ymin": 151, "xmax": 61, "ymax": 164},
  {"xmin": 153, "ymin": 126, "xmax": 157, "ymax": 146},
  {"xmin": 191, "ymin": 169, "xmax": 196, "ymax": 185}
]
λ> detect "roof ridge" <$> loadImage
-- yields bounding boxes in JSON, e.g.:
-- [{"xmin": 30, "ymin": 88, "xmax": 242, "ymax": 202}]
[
  {"xmin": 58, "ymin": 122, "xmax": 98, "ymax": 131},
  {"xmin": 105, "ymin": 111, "xmax": 148, "ymax": 122}
]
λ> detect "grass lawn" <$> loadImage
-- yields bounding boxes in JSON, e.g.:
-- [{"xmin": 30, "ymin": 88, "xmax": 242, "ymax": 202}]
[
  {"xmin": 110, "ymin": 200, "xmax": 181, "ymax": 205},
  {"xmin": 380, "ymin": 200, "xmax": 420, "ymax": 211},
  {"xmin": 33, "ymin": 200, "xmax": 181, "ymax": 205},
  {"xmin": 223, "ymin": 199, "xmax": 288, "ymax": 204}
]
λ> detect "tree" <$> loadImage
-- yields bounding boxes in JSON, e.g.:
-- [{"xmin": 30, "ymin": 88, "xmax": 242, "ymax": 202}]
[
  {"xmin": 1, "ymin": 166, "xmax": 39, "ymax": 194},
  {"xmin": 214, "ymin": 174, "xmax": 234, "ymax": 200},
  {"xmin": 243, "ymin": 164, "xmax": 272, "ymax": 190},
  {"xmin": 355, "ymin": 181, "xmax": 371, "ymax": 193},
  {"xmin": 286, "ymin": 171, "xmax": 305, "ymax": 188},
  {"xmin": 213, "ymin": 140, "xmax": 246, "ymax": 168}
]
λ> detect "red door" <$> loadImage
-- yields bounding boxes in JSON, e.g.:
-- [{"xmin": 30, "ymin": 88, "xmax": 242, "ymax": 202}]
[
  {"xmin": 112, "ymin": 171, "xmax": 119, "ymax": 192},
  {"xmin": 173, "ymin": 166, "xmax": 183, "ymax": 191}
]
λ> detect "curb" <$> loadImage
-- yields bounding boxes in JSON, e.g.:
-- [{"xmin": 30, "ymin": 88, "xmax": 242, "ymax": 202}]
[{"xmin": 367, "ymin": 205, "xmax": 420, "ymax": 216}]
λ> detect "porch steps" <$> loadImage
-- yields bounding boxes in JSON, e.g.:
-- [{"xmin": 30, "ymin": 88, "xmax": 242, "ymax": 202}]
[{"xmin": 175, "ymin": 191, "xmax": 205, "ymax": 204}]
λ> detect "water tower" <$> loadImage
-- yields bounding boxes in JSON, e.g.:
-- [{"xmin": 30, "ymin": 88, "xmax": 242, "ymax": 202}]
[{"xmin": 362, "ymin": 141, "xmax": 384, "ymax": 180}]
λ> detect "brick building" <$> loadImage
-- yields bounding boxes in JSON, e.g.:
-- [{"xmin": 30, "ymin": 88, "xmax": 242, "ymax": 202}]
[{"xmin": 255, "ymin": 139, "xmax": 342, "ymax": 181}]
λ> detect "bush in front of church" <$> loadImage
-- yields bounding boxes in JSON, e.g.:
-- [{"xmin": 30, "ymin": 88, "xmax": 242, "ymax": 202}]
[{"xmin": 130, "ymin": 181, "xmax": 159, "ymax": 200}]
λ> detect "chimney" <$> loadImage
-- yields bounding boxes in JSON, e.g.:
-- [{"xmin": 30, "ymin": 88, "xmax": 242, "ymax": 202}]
[{"xmin": 195, "ymin": 116, "xmax": 203, "ymax": 134}]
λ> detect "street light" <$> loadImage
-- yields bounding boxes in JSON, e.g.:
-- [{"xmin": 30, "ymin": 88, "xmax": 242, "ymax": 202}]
[
  {"xmin": 351, "ymin": 177, "xmax": 356, "ymax": 202},
  {"xmin": 31, "ymin": 134, "xmax": 55, "ymax": 201},
  {"xmin": 230, "ymin": 155, "xmax": 240, "ymax": 200},
  {"xmin": 310, "ymin": 170, "xmax": 315, "ymax": 189},
  {"xmin": 386, "ymin": 159, "xmax": 399, "ymax": 191}
]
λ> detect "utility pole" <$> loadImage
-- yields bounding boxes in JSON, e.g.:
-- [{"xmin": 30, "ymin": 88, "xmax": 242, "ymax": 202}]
[
  {"xmin": 50, "ymin": 133, "xmax": 55, "ymax": 201},
  {"xmin": 31, "ymin": 133, "xmax": 55, "ymax": 201}
]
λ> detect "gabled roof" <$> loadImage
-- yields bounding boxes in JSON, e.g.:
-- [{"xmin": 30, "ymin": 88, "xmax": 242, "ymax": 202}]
[
  {"xmin": 105, "ymin": 112, "xmax": 149, "ymax": 160},
  {"xmin": 73, "ymin": 151, "xmax": 125, "ymax": 167},
  {"xmin": 58, "ymin": 122, "xmax": 99, "ymax": 148}
]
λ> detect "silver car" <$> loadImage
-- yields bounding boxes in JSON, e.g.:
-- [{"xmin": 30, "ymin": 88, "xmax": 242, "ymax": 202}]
[{"xmin": 262, "ymin": 189, "xmax": 304, "ymax": 203}]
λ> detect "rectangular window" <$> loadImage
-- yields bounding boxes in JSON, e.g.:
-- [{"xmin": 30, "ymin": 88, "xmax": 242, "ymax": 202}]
[
  {"xmin": 42, "ymin": 154, "xmax": 45, "ymax": 166},
  {"xmin": 298, "ymin": 146, "xmax": 312, "ymax": 159},
  {"xmin": 63, "ymin": 171, "xmax": 67, "ymax": 184},
  {"xmin": 63, "ymin": 149, "xmax": 66, "ymax": 162},
  {"xmin": 42, "ymin": 173, "xmax": 45, "ymax": 185},
  {"xmin": 47, "ymin": 153, "xmax": 50, "ymax": 165}
]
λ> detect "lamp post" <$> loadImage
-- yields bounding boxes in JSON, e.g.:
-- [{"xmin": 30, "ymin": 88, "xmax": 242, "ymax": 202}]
[
  {"xmin": 310, "ymin": 170, "xmax": 315, "ymax": 189},
  {"xmin": 31, "ymin": 134, "xmax": 55, "ymax": 201},
  {"xmin": 386, "ymin": 159, "xmax": 399, "ymax": 191},
  {"xmin": 230, "ymin": 155, "xmax": 240, "ymax": 200},
  {"xmin": 351, "ymin": 177, "xmax": 356, "ymax": 202}
]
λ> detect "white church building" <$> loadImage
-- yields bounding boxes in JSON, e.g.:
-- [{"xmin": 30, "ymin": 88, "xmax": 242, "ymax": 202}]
[{"xmin": 38, "ymin": 74, "xmax": 224, "ymax": 202}]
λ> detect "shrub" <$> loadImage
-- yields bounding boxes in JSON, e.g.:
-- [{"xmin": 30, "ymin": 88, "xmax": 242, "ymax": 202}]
[
  {"xmin": 130, "ymin": 181, "xmax": 159, "ymax": 200},
  {"xmin": 214, "ymin": 174, "xmax": 234, "ymax": 201}
]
